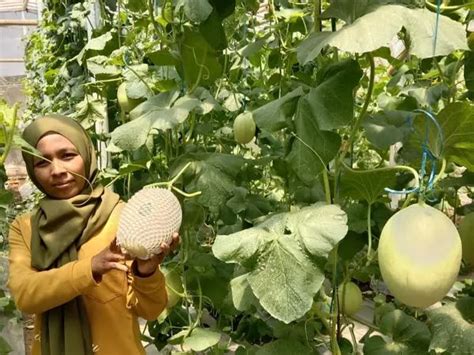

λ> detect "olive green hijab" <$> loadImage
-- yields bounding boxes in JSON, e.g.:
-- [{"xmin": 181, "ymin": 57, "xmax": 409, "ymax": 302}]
[{"xmin": 22, "ymin": 114, "xmax": 120, "ymax": 355}]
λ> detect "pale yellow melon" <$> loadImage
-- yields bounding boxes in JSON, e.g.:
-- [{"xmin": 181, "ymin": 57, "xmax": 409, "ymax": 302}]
[{"xmin": 378, "ymin": 203, "xmax": 462, "ymax": 308}]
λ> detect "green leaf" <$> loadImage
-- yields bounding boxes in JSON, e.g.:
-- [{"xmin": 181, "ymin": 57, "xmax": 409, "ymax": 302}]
[
  {"xmin": 77, "ymin": 31, "xmax": 114, "ymax": 62},
  {"xmin": 183, "ymin": 327, "xmax": 221, "ymax": 352},
  {"xmin": 123, "ymin": 64, "xmax": 153, "ymax": 99},
  {"xmin": 403, "ymin": 102, "xmax": 474, "ymax": 169},
  {"xmin": 297, "ymin": 5, "xmax": 468, "ymax": 64},
  {"xmin": 127, "ymin": 0, "xmax": 146, "ymax": 12},
  {"xmin": 287, "ymin": 98, "xmax": 341, "ymax": 183},
  {"xmin": 339, "ymin": 164, "xmax": 397, "ymax": 204},
  {"xmin": 208, "ymin": 0, "xmax": 235, "ymax": 19},
  {"xmin": 252, "ymin": 87, "xmax": 304, "ymax": 132},
  {"xmin": 226, "ymin": 187, "xmax": 274, "ymax": 221},
  {"xmin": 146, "ymin": 50, "xmax": 180, "ymax": 66},
  {"xmin": 199, "ymin": 10, "xmax": 228, "ymax": 50},
  {"xmin": 74, "ymin": 95, "xmax": 107, "ymax": 129},
  {"xmin": 427, "ymin": 297, "xmax": 474, "ymax": 354},
  {"xmin": 183, "ymin": 0, "xmax": 213, "ymax": 23},
  {"xmin": 306, "ymin": 59, "xmax": 363, "ymax": 130},
  {"xmin": 322, "ymin": 0, "xmax": 381, "ymax": 24},
  {"xmin": 171, "ymin": 153, "xmax": 245, "ymax": 215},
  {"xmin": 364, "ymin": 309, "xmax": 431, "ymax": 355},
  {"xmin": 0, "ymin": 336, "xmax": 12, "ymax": 354},
  {"xmin": 465, "ymin": 52, "xmax": 474, "ymax": 100},
  {"xmin": 346, "ymin": 203, "xmax": 374, "ymax": 233},
  {"xmin": 110, "ymin": 92, "xmax": 197, "ymax": 151},
  {"xmin": 229, "ymin": 273, "xmax": 258, "ymax": 311},
  {"xmin": 86, "ymin": 56, "xmax": 120, "ymax": 79},
  {"xmin": 179, "ymin": 29, "xmax": 223, "ymax": 88},
  {"xmin": 0, "ymin": 190, "xmax": 13, "ymax": 208},
  {"xmin": 438, "ymin": 102, "xmax": 474, "ymax": 171},
  {"xmin": 256, "ymin": 339, "xmax": 313, "ymax": 355},
  {"xmin": 363, "ymin": 111, "xmax": 414, "ymax": 150},
  {"xmin": 321, "ymin": 0, "xmax": 423, "ymax": 24},
  {"xmin": 213, "ymin": 203, "xmax": 348, "ymax": 323}
]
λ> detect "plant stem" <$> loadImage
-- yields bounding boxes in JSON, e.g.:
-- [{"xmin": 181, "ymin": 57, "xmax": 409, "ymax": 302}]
[
  {"xmin": 311, "ymin": 305, "xmax": 332, "ymax": 334},
  {"xmin": 117, "ymin": 0, "xmax": 122, "ymax": 48},
  {"xmin": 147, "ymin": 0, "xmax": 162, "ymax": 38},
  {"xmin": 330, "ymin": 245, "xmax": 341, "ymax": 355},
  {"xmin": 342, "ymin": 162, "xmax": 421, "ymax": 191},
  {"xmin": 349, "ymin": 53, "xmax": 375, "ymax": 149},
  {"xmin": 313, "ymin": 0, "xmax": 321, "ymax": 32},
  {"xmin": 367, "ymin": 203, "xmax": 373, "ymax": 262},
  {"xmin": 323, "ymin": 169, "xmax": 332, "ymax": 204},
  {"xmin": 333, "ymin": 53, "xmax": 375, "ymax": 202}
]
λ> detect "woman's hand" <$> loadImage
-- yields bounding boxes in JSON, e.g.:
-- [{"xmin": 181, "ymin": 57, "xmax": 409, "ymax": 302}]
[
  {"xmin": 91, "ymin": 239, "xmax": 128, "ymax": 282},
  {"xmin": 135, "ymin": 232, "xmax": 180, "ymax": 277}
]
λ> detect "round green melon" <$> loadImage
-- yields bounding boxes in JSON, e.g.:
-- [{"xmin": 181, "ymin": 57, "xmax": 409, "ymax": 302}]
[
  {"xmin": 458, "ymin": 212, "xmax": 474, "ymax": 266},
  {"xmin": 378, "ymin": 203, "xmax": 462, "ymax": 308},
  {"xmin": 233, "ymin": 111, "xmax": 256, "ymax": 144},
  {"xmin": 337, "ymin": 282, "xmax": 363, "ymax": 316}
]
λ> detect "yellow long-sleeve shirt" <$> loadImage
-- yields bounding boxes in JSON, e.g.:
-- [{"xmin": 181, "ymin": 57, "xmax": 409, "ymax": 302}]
[{"xmin": 7, "ymin": 203, "xmax": 168, "ymax": 355}]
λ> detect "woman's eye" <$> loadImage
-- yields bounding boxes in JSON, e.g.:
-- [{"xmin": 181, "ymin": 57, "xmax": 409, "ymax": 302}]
[
  {"xmin": 34, "ymin": 159, "xmax": 49, "ymax": 168},
  {"xmin": 63, "ymin": 153, "xmax": 78, "ymax": 160}
]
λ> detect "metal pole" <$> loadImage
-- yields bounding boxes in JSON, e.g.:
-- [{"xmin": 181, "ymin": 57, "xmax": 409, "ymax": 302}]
[{"xmin": 0, "ymin": 19, "xmax": 38, "ymax": 26}]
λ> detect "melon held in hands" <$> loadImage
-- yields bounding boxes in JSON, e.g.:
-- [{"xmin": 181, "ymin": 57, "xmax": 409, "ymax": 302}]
[
  {"xmin": 117, "ymin": 188, "xmax": 182, "ymax": 260},
  {"xmin": 378, "ymin": 202, "xmax": 462, "ymax": 308}
]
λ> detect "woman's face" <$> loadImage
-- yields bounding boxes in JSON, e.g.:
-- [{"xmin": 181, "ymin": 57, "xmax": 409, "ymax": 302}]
[{"xmin": 33, "ymin": 133, "xmax": 86, "ymax": 199}]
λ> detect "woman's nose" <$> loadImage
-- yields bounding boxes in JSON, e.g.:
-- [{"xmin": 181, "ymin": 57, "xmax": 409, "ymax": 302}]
[{"xmin": 50, "ymin": 160, "xmax": 67, "ymax": 175}]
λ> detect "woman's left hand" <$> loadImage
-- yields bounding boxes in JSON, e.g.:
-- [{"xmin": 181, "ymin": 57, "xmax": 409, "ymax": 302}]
[{"xmin": 135, "ymin": 232, "xmax": 180, "ymax": 277}]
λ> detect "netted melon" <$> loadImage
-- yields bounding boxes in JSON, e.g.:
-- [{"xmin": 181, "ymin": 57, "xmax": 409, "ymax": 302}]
[
  {"xmin": 378, "ymin": 202, "xmax": 462, "ymax": 308},
  {"xmin": 117, "ymin": 188, "xmax": 182, "ymax": 259}
]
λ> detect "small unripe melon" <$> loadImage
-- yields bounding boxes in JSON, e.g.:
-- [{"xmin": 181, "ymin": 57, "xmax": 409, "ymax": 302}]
[
  {"xmin": 233, "ymin": 111, "xmax": 256, "ymax": 144},
  {"xmin": 458, "ymin": 212, "xmax": 474, "ymax": 266},
  {"xmin": 117, "ymin": 188, "xmax": 182, "ymax": 259},
  {"xmin": 378, "ymin": 203, "xmax": 462, "ymax": 308},
  {"xmin": 338, "ymin": 282, "xmax": 363, "ymax": 316},
  {"xmin": 117, "ymin": 82, "xmax": 143, "ymax": 113}
]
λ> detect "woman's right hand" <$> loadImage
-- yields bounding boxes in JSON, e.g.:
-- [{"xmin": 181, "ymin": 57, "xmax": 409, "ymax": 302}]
[{"xmin": 91, "ymin": 239, "xmax": 128, "ymax": 282}]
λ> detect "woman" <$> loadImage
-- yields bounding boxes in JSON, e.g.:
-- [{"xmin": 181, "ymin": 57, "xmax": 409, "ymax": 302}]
[{"xmin": 8, "ymin": 114, "xmax": 178, "ymax": 355}]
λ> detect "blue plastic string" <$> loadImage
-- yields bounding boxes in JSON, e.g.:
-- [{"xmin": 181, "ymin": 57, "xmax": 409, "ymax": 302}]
[
  {"xmin": 433, "ymin": 0, "xmax": 441, "ymax": 57},
  {"xmin": 384, "ymin": 109, "xmax": 444, "ymax": 196}
]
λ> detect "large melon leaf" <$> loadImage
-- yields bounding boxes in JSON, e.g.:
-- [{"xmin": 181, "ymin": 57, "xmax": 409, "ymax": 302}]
[
  {"xmin": 364, "ymin": 309, "xmax": 431, "ymax": 355},
  {"xmin": 297, "ymin": 5, "xmax": 468, "ymax": 64},
  {"xmin": 213, "ymin": 203, "xmax": 348, "ymax": 323},
  {"xmin": 170, "ymin": 153, "xmax": 245, "ymax": 216},
  {"xmin": 427, "ymin": 297, "xmax": 474, "ymax": 354}
]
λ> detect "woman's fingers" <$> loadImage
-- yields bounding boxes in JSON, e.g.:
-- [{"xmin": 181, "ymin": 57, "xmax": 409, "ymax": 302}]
[
  {"xmin": 160, "ymin": 242, "xmax": 171, "ymax": 256},
  {"xmin": 168, "ymin": 232, "xmax": 181, "ymax": 251},
  {"xmin": 110, "ymin": 261, "xmax": 128, "ymax": 272},
  {"xmin": 107, "ymin": 251, "xmax": 126, "ymax": 262}
]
